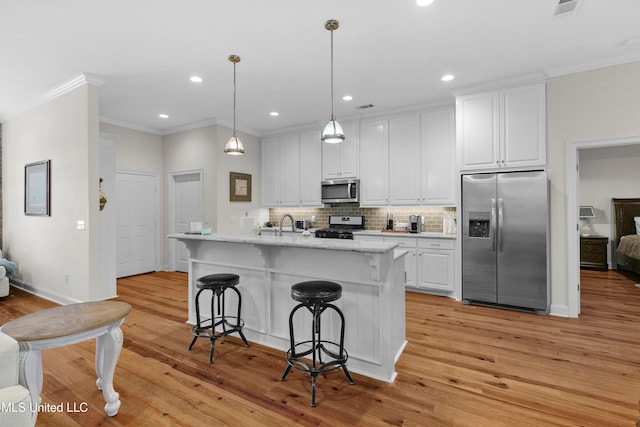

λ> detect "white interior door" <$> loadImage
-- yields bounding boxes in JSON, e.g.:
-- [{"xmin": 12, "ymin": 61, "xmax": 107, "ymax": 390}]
[
  {"xmin": 116, "ymin": 172, "xmax": 158, "ymax": 278},
  {"xmin": 172, "ymin": 172, "xmax": 203, "ymax": 272}
]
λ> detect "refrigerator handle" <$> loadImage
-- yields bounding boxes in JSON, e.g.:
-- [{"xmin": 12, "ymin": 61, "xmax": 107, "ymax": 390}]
[
  {"xmin": 498, "ymin": 198, "xmax": 504, "ymax": 252},
  {"xmin": 491, "ymin": 198, "xmax": 497, "ymax": 253}
]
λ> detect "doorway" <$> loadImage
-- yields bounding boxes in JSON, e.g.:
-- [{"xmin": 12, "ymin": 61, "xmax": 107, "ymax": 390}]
[
  {"xmin": 116, "ymin": 171, "xmax": 160, "ymax": 278},
  {"xmin": 168, "ymin": 170, "xmax": 203, "ymax": 272},
  {"xmin": 566, "ymin": 136, "xmax": 640, "ymax": 317}
]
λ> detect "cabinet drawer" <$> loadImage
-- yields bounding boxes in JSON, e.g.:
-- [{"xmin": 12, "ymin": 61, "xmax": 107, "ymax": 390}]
[
  {"xmin": 582, "ymin": 252, "xmax": 604, "ymax": 263},
  {"xmin": 418, "ymin": 239, "xmax": 454, "ymax": 250},
  {"xmin": 581, "ymin": 244, "xmax": 603, "ymax": 255},
  {"xmin": 384, "ymin": 236, "xmax": 417, "ymax": 248}
]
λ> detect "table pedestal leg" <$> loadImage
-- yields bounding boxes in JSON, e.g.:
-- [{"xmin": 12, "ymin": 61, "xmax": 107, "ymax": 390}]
[
  {"xmin": 18, "ymin": 346, "xmax": 42, "ymax": 426},
  {"xmin": 95, "ymin": 324, "xmax": 124, "ymax": 416}
]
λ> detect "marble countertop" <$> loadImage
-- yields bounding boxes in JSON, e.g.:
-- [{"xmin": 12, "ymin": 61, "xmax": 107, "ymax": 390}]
[
  {"xmin": 353, "ymin": 230, "xmax": 457, "ymax": 239},
  {"xmin": 168, "ymin": 232, "xmax": 399, "ymax": 254}
]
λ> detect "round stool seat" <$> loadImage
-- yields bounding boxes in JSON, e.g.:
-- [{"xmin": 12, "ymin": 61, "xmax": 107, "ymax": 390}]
[
  {"xmin": 291, "ymin": 280, "xmax": 342, "ymax": 304},
  {"xmin": 196, "ymin": 273, "xmax": 239, "ymax": 289}
]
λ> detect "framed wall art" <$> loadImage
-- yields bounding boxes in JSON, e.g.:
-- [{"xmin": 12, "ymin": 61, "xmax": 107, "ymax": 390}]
[
  {"xmin": 25, "ymin": 160, "xmax": 51, "ymax": 216},
  {"xmin": 229, "ymin": 172, "xmax": 251, "ymax": 202}
]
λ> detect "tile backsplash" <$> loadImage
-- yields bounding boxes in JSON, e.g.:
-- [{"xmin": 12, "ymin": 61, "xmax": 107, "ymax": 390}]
[{"xmin": 269, "ymin": 206, "xmax": 456, "ymax": 233}]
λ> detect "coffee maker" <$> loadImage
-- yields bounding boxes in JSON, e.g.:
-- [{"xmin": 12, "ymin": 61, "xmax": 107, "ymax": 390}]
[{"xmin": 409, "ymin": 215, "xmax": 422, "ymax": 233}]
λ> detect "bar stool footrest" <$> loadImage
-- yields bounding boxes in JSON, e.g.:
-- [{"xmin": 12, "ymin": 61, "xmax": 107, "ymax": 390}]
[{"xmin": 284, "ymin": 340, "xmax": 349, "ymax": 375}]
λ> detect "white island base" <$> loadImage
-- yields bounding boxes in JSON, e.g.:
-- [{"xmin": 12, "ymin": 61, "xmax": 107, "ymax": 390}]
[{"xmin": 169, "ymin": 233, "xmax": 407, "ymax": 383}]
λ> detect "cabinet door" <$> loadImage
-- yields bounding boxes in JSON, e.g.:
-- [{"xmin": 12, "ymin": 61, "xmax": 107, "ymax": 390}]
[
  {"xmin": 418, "ymin": 248, "xmax": 454, "ymax": 291},
  {"xmin": 279, "ymin": 134, "xmax": 300, "ymax": 206},
  {"xmin": 359, "ymin": 119, "xmax": 389, "ymax": 206},
  {"xmin": 338, "ymin": 122, "xmax": 359, "ymax": 177},
  {"xmin": 299, "ymin": 131, "xmax": 322, "ymax": 206},
  {"xmin": 456, "ymin": 91, "xmax": 500, "ymax": 170},
  {"xmin": 501, "ymin": 83, "xmax": 546, "ymax": 168},
  {"xmin": 322, "ymin": 139, "xmax": 342, "ymax": 179},
  {"xmin": 421, "ymin": 109, "xmax": 455, "ymax": 205},
  {"xmin": 389, "ymin": 115, "xmax": 421, "ymax": 205},
  {"xmin": 261, "ymin": 136, "xmax": 280, "ymax": 207},
  {"xmin": 417, "ymin": 239, "xmax": 455, "ymax": 292},
  {"xmin": 384, "ymin": 236, "xmax": 417, "ymax": 288}
]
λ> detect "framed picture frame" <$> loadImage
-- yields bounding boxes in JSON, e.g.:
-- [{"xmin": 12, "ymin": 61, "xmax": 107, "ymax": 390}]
[
  {"xmin": 25, "ymin": 160, "xmax": 51, "ymax": 216},
  {"xmin": 229, "ymin": 172, "xmax": 252, "ymax": 202}
]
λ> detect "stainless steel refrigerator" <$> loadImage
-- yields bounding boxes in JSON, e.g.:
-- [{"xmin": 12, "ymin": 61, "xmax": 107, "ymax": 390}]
[{"xmin": 462, "ymin": 171, "xmax": 549, "ymax": 313}]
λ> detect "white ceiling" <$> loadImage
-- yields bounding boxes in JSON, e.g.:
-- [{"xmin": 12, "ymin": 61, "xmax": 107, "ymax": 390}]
[{"xmin": 2, "ymin": 0, "xmax": 640, "ymax": 136}]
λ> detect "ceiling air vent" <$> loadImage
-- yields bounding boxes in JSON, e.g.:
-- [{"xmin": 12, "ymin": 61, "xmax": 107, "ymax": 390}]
[
  {"xmin": 554, "ymin": 0, "xmax": 581, "ymax": 16},
  {"xmin": 358, "ymin": 104, "xmax": 375, "ymax": 110}
]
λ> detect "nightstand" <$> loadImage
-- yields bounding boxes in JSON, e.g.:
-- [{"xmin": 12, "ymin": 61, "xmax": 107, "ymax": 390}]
[{"xmin": 580, "ymin": 235, "xmax": 609, "ymax": 271}]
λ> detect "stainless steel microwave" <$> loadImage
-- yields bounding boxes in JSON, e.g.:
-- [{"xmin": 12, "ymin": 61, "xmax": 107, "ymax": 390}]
[{"xmin": 321, "ymin": 178, "xmax": 360, "ymax": 204}]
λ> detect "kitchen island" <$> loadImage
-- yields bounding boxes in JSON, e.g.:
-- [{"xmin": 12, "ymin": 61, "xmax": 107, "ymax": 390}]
[{"xmin": 168, "ymin": 232, "xmax": 407, "ymax": 382}]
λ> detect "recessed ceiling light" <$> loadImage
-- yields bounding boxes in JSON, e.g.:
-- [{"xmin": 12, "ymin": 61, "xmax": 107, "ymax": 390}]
[
  {"xmin": 416, "ymin": 0, "xmax": 434, "ymax": 6},
  {"xmin": 342, "ymin": 95, "xmax": 353, "ymax": 101},
  {"xmin": 158, "ymin": 113, "xmax": 169, "ymax": 119},
  {"xmin": 270, "ymin": 111, "xmax": 279, "ymax": 116},
  {"xmin": 190, "ymin": 76, "xmax": 203, "ymax": 83},
  {"xmin": 441, "ymin": 74, "xmax": 455, "ymax": 82}
]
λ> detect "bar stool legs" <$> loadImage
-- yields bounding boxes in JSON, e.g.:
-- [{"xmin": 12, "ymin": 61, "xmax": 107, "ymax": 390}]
[
  {"xmin": 188, "ymin": 274, "xmax": 249, "ymax": 363},
  {"xmin": 280, "ymin": 280, "xmax": 354, "ymax": 407}
]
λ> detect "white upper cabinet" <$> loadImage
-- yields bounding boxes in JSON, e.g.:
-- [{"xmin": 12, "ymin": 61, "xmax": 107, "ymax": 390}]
[
  {"xmin": 389, "ymin": 115, "xmax": 421, "ymax": 205},
  {"xmin": 261, "ymin": 134, "xmax": 300, "ymax": 207},
  {"xmin": 360, "ymin": 108, "xmax": 456, "ymax": 207},
  {"xmin": 359, "ymin": 119, "xmax": 389, "ymax": 206},
  {"xmin": 322, "ymin": 122, "xmax": 359, "ymax": 179},
  {"xmin": 421, "ymin": 109, "xmax": 456, "ymax": 205},
  {"xmin": 299, "ymin": 131, "xmax": 322, "ymax": 206},
  {"xmin": 457, "ymin": 82, "xmax": 546, "ymax": 171}
]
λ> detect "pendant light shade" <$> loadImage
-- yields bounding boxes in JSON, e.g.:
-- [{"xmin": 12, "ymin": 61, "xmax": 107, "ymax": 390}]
[
  {"xmin": 321, "ymin": 119, "xmax": 344, "ymax": 144},
  {"xmin": 224, "ymin": 136, "xmax": 244, "ymax": 155},
  {"xmin": 224, "ymin": 54, "xmax": 245, "ymax": 155},
  {"xmin": 321, "ymin": 19, "xmax": 345, "ymax": 144}
]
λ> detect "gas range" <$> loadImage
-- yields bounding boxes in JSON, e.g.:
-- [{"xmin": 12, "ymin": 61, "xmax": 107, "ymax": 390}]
[{"xmin": 315, "ymin": 215, "xmax": 365, "ymax": 240}]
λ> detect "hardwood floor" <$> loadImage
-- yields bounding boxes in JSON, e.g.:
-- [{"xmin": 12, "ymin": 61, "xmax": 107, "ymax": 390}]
[{"xmin": 1, "ymin": 269, "xmax": 639, "ymax": 426}]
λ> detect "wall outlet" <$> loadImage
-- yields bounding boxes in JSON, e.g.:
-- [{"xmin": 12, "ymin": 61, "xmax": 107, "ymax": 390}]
[{"xmin": 64, "ymin": 274, "xmax": 69, "ymax": 284}]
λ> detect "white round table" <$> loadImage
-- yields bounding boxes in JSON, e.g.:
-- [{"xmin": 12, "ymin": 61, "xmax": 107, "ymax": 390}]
[{"xmin": 1, "ymin": 301, "xmax": 132, "ymax": 424}]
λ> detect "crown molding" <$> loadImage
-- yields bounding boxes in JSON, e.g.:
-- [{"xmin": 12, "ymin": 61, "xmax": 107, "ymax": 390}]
[
  {"xmin": 99, "ymin": 116, "xmax": 163, "ymax": 135},
  {"xmin": 162, "ymin": 117, "xmax": 260, "ymax": 137},
  {"xmin": 544, "ymin": 52, "xmax": 640, "ymax": 78},
  {"xmin": 1, "ymin": 73, "xmax": 106, "ymax": 123},
  {"xmin": 39, "ymin": 73, "xmax": 105, "ymax": 105}
]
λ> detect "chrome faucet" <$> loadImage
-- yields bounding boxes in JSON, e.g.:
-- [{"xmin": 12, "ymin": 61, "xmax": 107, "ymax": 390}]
[{"xmin": 278, "ymin": 214, "xmax": 295, "ymax": 236}]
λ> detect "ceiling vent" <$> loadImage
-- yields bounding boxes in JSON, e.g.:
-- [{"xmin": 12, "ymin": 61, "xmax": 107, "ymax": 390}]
[
  {"xmin": 358, "ymin": 104, "xmax": 375, "ymax": 110},
  {"xmin": 554, "ymin": 0, "xmax": 581, "ymax": 16}
]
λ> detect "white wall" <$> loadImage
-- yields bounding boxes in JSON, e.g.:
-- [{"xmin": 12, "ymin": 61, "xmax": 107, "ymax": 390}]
[
  {"xmin": 2, "ymin": 82, "xmax": 102, "ymax": 303},
  {"xmin": 548, "ymin": 60, "xmax": 640, "ymax": 314},
  {"xmin": 214, "ymin": 127, "xmax": 263, "ymax": 233},
  {"xmin": 100, "ymin": 123, "xmax": 163, "ymax": 174},
  {"xmin": 161, "ymin": 124, "xmax": 262, "ymax": 265}
]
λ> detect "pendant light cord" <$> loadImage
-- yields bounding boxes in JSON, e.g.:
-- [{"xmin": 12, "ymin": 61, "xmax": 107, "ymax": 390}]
[
  {"xmin": 330, "ymin": 27, "xmax": 335, "ymax": 121},
  {"xmin": 233, "ymin": 59, "xmax": 237, "ymax": 138}
]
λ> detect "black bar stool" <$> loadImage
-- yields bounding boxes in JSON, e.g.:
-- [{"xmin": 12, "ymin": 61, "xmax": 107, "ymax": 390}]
[
  {"xmin": 280, "ymin": 280, "xmax": 354, "ymax": 407},
  {"xmin": 188, "ymin": 273, "xmax": 249, "ymax": 363}
]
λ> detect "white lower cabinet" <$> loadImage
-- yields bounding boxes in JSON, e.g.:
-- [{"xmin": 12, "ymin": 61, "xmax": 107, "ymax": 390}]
[
  {"xmin": 384, "ymin": 237, "xmax": 418, "ymax": 288},
  {"xmin": 417, "ymin": 239, "xmax": 454, "ymax": 292},
  {"xmin": 354, "ymin": 234, "xmax": 455, "ymax": 294}
]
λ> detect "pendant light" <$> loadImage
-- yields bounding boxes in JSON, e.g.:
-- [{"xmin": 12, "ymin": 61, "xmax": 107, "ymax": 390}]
[
  {"xmin": 224, "ymin": 54, "xmax": 245, "ymax": 155},
  {"xmin": 321, "ymin": 19, "xmax": 345, "ymax": 144}
]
